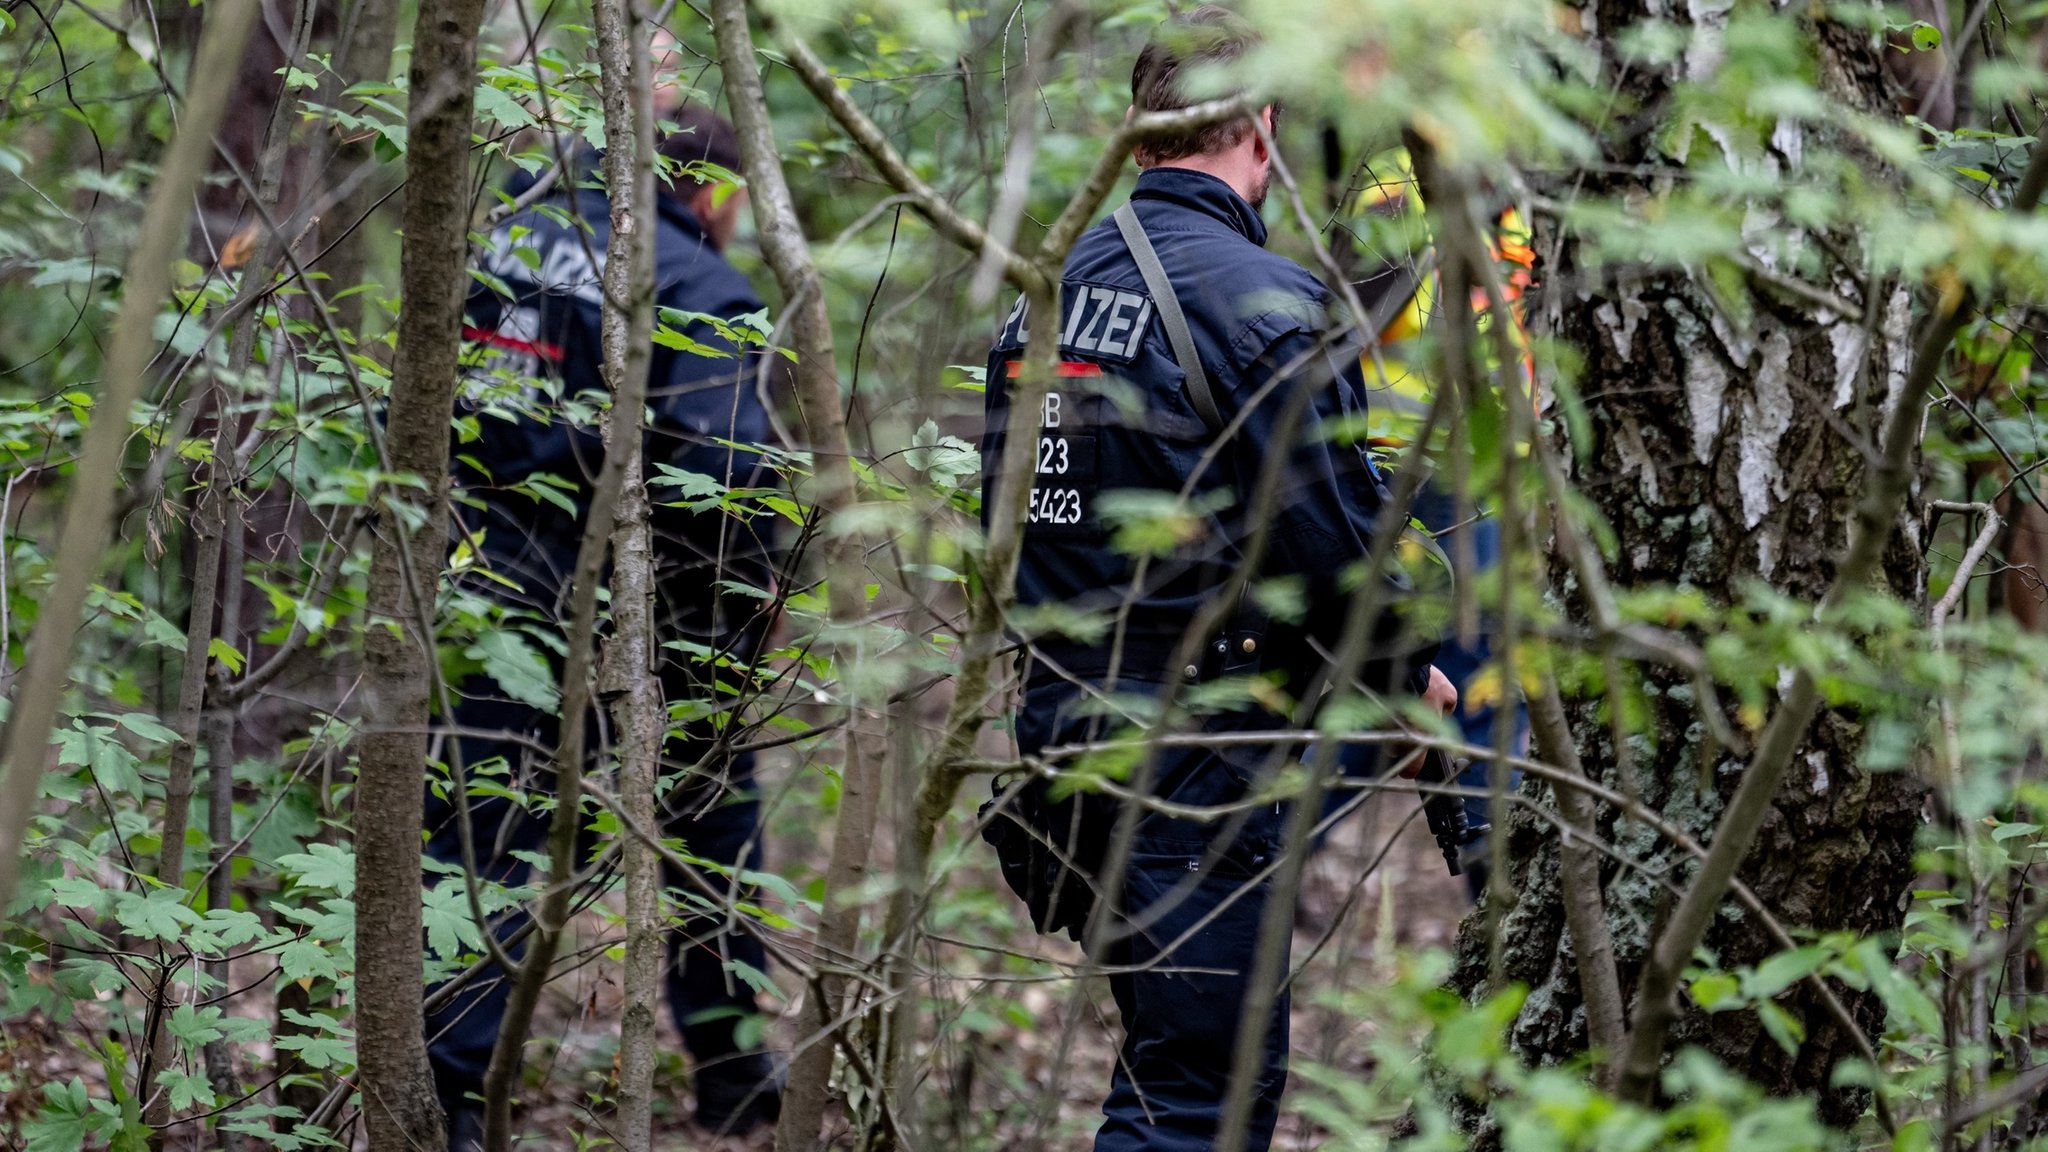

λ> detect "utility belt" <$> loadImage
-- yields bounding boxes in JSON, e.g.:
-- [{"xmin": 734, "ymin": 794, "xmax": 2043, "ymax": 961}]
[{"xmin": 1026, "ymin": 622, "xmax": 1268, "ymax": 690}]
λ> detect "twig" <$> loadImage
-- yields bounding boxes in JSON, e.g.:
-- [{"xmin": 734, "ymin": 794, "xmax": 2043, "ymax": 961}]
[
  {"xmin": 1529, "ymin": 678, "xmax": 1628, "ymax": 1071},
  {"xmin": 777, "ymin": 31, "xmax": 1042, "ymax": 295}
]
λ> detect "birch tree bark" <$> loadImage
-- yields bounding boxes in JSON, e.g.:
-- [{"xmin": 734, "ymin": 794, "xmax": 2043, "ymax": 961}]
[
  {"xmin": 352, "ymin": 0, "xmax": 488, "ymax": 1141},
  {"xmin": 1450, "ymin": 7, "xmax": 1927, "ymax": 1119}
]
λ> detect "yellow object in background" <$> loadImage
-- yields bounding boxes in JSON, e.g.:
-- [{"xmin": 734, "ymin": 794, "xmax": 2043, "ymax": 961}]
[{"xmin": 1347, "ymin": 149, "xmax": 1536, "ymax": 454}]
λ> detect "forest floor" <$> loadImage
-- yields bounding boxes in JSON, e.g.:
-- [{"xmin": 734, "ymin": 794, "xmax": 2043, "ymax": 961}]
[
  {"xmin": 0, "ymin": 780, "xmax": 1471, "ymax": 1152},
  {"xmin": 505, "ymin": 784, "xmax": 1474, "ymax": 1152}
]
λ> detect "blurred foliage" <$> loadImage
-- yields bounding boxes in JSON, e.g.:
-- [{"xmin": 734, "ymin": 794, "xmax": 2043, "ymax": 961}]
[{"xmin": 6, "ymin": 0, "xmax": 2048, "ymax": 1146}]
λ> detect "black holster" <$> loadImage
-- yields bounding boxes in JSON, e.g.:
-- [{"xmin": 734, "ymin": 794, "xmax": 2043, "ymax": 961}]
[{"xmin": 979, "ymin": 774, "xmax": 1114, "ymax": 941}]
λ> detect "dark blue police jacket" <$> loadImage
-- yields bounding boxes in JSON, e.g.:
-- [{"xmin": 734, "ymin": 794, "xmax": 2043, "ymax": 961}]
[
  {"xmin": 983, "ymin": 167, "xmax": 1428, "ymax": 685},
  {"xmin": 457, "ymin": 159, "xmax": 776, "ymax": 645}
]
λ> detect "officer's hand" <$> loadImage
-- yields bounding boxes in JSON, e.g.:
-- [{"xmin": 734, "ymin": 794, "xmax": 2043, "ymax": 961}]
[
  {"xmin": 1423, "ymin": 664, "xmax": 1458, "ymax": 716},
  {"xmin": 1398, "ymin": 665, "xmax": 1459, "ymax": 779}
]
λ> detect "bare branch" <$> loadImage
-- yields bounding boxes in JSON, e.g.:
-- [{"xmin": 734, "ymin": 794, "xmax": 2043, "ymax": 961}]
[
  {"xmin": 778, "ymin": 31, "xmax": 1045, "ymax": 295},
  {"xmin": 1528, "ymin": 679, "xmax": 1629, "ymax": 1070}
]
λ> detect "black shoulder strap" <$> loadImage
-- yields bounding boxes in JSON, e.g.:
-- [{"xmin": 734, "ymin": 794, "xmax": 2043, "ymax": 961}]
[{"xmin": 1113, "ymin": 202, "xmax": 1225, "ymax": 434}]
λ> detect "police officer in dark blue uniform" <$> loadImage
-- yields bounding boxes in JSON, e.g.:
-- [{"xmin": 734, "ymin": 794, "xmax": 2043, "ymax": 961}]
[
  {"xmin": 979, "ymin": 10, "xmax": 1455, "ymax": 1151},
  {"xmin": 428, "ymin": 107, "xmax": 783, "ymax": 1144}
]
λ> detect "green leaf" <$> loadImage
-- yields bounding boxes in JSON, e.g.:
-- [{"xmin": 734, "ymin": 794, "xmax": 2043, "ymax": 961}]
[
  {"xmin": 207, "ymin": 637, "xmax": 247, "ymax": 674},
  {"xmin": 1756, "ymin": 1000, "xmax": 1806, "ymax": 1056},
  {"xmin": 421, "ymin": 881, "xmax": 482, "ymax": 959},
  {"xmin": 167, "ymin": 1004, "xmax": 226, "ymax": 1047},
  {"xmin": 1742, "ymin": 946, "xmax": 1829, "ymax": 1000},
  {"xmin": 277, "ymin": 843, "xmax": 356, "ymax": 897},
  {"xmin": 116, "ymin": 711, "xmax": 181, "ymax": 745},
  {"xmin": 58, "ymin": 957, "xmax": 128, "ymax": 996},
  {"xmin": 43, "ymin": 874, "xmax": 107, "ymax": 912},
  {"xmin": 373, "ymin": 122, "xmax": 407, "ymax": 162},
  {"xmin": 1911, "ymin": 20, "xmax": 1941, "ymax": 50},
  {"xmin": 649, "ymin": 465, "xmax": 732, "ymax": 501},
  {"xmin": 219, "ymin": 1015, "xmax": 271, "ymax": 1046},
  {"xmin": 199, "ymin": 908, "xmax": 267, "ymax": 950},
  {"xmin": 903, "ymin": 419, "xmax": 979, "ymax": 486},
  {"xmin": 277, "ymin": 935, "xmax": 341, "ymax": 984},
  {"xmin": 22, "ymin": 1078, "xmax": 97, "ymax": 1152},
  {"xmin": 473, "ymin": 83, "xmax": 539, "ymax": 131},
  {"xmin": 464, "ymin": 630, "xmax": 560, "ymax": 712},
  {"xmin": 29, "ymin": 258, "xmax": 105, "ymax": 288},
  {"xmin": 112, "ymin": 889, "xmax": 200, "ymax": 942},
  {"xmin": 274, "ymin": 896, "xmax": 355, "ymax": 945},
  {"xmin": 1688, "ymin": 971, "xmax": 1741, "ymax": 1011},
  {"xmin": 520, "ymin": 477, "xmax": 580, "ymax": 518},
  {"xmin": 651, "ymin": 323, "xmax": 734, "ymax": 359},
  {"xmin": 160, "ymin": 1069, "xmax": 217, "ymax": 1112},
  {"xmin": 724, "ymin": 958, "xmax": 783, "ymax": 1001},
  {"xmin": 1097, "ymin": 488, "xmax": 1234, "ymax": 558},
  {"xmin": 275, "ymin": 1032, "xmax": 355, "ymax": 1070},
  {"xmin": 56, "ymin": 723, "xmax": 145, "ymax": 793}
]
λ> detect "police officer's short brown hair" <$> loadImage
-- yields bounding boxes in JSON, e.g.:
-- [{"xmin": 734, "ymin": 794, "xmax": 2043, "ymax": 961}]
[
  {"xmin": 1130, "ymin": 5, "xmax": 1272, "ymax": 166},
  {"xmin": 658, "ymin": 104, "xmax": 743, "ymax": 187}
]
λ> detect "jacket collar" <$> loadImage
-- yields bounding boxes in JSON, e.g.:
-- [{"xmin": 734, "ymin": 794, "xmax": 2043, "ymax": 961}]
[{"xmin": 1129, "ymin": 166, "xmax": 1268, "ymax": 247}]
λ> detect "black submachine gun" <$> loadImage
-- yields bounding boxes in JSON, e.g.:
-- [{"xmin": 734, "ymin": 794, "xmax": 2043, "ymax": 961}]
[{"xmin": 1417, "ymin": 749, "xmax": 1489, "ymax": 876}]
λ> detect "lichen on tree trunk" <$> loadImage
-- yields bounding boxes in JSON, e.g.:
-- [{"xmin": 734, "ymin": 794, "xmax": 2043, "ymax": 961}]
[{"xmin": 1451, "ymin": 1, "xmax": 1928, "ymax": 1122}]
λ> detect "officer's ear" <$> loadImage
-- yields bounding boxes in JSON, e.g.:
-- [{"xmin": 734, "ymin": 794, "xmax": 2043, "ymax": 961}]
[
  {"xmin": 691, "ymin": 181, "xmax": 747, "ymax": 251},
  {"xmin": 1253, "ymin": 106, "xmax": 1275, "ymax": 160},
  {"xmin": 1125, "ymin": 105, "xmax": 1149, "ymax": 167}
]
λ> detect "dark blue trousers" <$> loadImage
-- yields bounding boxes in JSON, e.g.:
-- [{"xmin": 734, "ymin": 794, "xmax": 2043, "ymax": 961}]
[
  {"xmin": 422, "ymin": 688, "xmax": 769, "ymax": 1106},
  {"xmin": 1099, "ymin": 831, "xmax": 1290, "ymax": 1152},
  {"xmin": 1018, "ymin": 675, "xmax": 1292, "ymax": 1152}
]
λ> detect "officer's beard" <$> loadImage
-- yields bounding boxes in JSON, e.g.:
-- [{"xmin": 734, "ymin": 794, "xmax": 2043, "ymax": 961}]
[{"xmin": 1248, "ymin": 165, "xmax": 1271, "ymax": 210}]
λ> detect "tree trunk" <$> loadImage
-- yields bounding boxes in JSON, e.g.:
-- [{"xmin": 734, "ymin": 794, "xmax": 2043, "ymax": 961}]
[
  {"xmin": 352, "ymin": 0, "xmax": 487, "ymax": 1142},
  {"xmin": 1451, "ymin": 8, "xmax": 1927, "ymax": 1123},
  {"xmin": 708, "ymin": 6, "xmax": 883, "ymax": 1149},
  {"xmin": 588, "ymin": 0, "xmax": 659, "ymax": 1143},
  {"xmin": 321, "ymin": 0, "xmax": 403, "ymax": 342},
  {"xmin": 476, "ymin": 3, "xmax": 658, "ymax": 1140},
  {"xmin": 607, "ymin": 462, "xmax": 662, "ymax": 1152},
  {"xmin": 140, "ymin": 373, "xmax": 232, "ymax": 1149}
]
